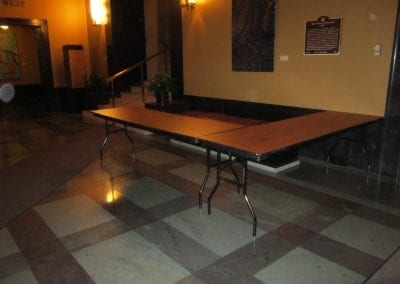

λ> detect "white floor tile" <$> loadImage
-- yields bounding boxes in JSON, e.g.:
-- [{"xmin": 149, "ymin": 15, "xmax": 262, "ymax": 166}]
[
  {"xmin": 0, "ymin": 228, "xmax": 19, "ymax": 258},
  {"xmin": 118, "ymin": 177, "xmax": 185, "ymax": 208},
  {"xmin": 255, "ymin": 247, "xmax": 364, "ymax": 284},
  {"xmin": 163, "ymin": 207, "xmax": 264, "ymax": 257},
  {"xmin": 73, "ymin": 230, "xmax": 189, "ymax": 284},
  {"xmin": 0, "ymin": 269, "xmax": 38, "ymax": 284},
  {"xmin": 135, "ymin": 148, "xmax": 183, "ymax": 166},
  {"xmin": 248, "ymin": 183, "xmax": 317, "ymax": 221},
  {"xmin": 320, "ymin": 214, "xmax": 400, "ymax": 259},
  {"xmin": 169, "ymin": 162, "xmax": 233, "ymax": 186},
  {"xmin": 34, "ymin": 194, "xmax": 115, "ymax": 238}
]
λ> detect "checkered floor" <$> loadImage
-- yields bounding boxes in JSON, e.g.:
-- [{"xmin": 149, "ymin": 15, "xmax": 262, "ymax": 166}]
[{"xmin": 1, "ymin": 116, "xmax": 400, "ymax": 283}]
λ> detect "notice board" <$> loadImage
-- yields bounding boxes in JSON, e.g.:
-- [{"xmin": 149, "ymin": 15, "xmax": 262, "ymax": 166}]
[
  {"xmin": 304, "ymin": 16, "xmax": 342, "ymax": 55},
  {"xmin": 63, "ymin": 45, "xmax": 87, "ymax": 88}
]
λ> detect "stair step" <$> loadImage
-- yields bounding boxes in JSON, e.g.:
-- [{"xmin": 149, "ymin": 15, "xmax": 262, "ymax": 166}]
[{"xmin": 94, "ymin": 92, "xmax": 156, "ymax": 110}]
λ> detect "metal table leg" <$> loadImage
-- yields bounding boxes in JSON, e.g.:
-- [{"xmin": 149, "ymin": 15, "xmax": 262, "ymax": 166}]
[
  {"xmin": 202, "ymin": 150, "xmax": 258, "ymax": 236},
  {"xmin": 100, "ymin": 118, "xmax": 110, "ymax": 161},
  {"xmin": 241, "ymin": 158, "xmax": 257, "ymax": 237},
  {"xmin": 99, "ymin": 119, "xmax": 134, "ymax": 161},
  {"xmin": 199, "ymin": 148, "xmax": 211, "ymax": 209},
  {"xmin": 228, "ymin": 154, "xmax": 241, "ymax": 194},
  {"xmin": 207, "ymin": 151, "xmax": 221, "ymax": 214}
]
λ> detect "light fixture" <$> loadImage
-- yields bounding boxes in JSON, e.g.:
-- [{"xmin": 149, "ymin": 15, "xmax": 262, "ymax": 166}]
[
  {"xmin": 90, "ymin": 0, "xmax": 108, "ymax": 25},
  {"xmin": 0, "ymin": 25, "xmax": 9, "ymax": 30},
  {"xmin": 180, "ymin": 0, "xmax": 196, "ymax": 11}
]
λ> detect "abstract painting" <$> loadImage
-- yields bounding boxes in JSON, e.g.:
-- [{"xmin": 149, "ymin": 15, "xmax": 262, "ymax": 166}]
[{"xmin": 232, "ymin": 0, "xmax": 275, "ymax": 72}]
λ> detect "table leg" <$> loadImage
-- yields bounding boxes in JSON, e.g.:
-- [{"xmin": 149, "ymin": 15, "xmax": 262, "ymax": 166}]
[
  {"xmin": 202, "ymin": 150, "xmax": 257, "ymax": 236},
  {"xmin": 241, "ymin": 159, "xmax": 257, "ymax": 237},
  {"xmin": 199, "ymin": 148, "xmax": 211, "ymax": 209},
  {"xmin": 228, "ymin": 154, "xmax": 241, "ymax": 193},
  {"xmin": 124, "ymin": 125, "xmax": 134, "ymax": 145},
  {"xmin": 99, "ymin": 120, "xmax": 135, "ymax": 161},
  {"xmin": 100, "ymin": 119, "xmax": 110, "ymax": 161},
  {"xmin": 207, "ymin": 151, "xmax": 221, "ymax": 214}
]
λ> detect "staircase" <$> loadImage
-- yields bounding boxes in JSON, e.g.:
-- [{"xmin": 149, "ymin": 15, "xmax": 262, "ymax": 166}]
[
  {"xmin": 83, "ymin": 49, "xmax": 170, "ymax": 122},
  {"xmin": 81, "ymin": 84, "xmax": 156, "ymax": 123},
  {"xmin": 103, "ymin": 84, "xmax": 156, "ymax": 109}
]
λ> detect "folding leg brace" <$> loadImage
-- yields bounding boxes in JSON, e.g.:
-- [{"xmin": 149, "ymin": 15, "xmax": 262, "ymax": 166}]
[{"xmin": 198, "ymin": 148, "xmax": 258, "ymax": 236}]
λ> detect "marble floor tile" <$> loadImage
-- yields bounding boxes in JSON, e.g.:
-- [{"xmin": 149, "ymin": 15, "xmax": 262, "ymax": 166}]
[
  {"xmin": 73, "ymin": 230, "xmax": 190, "ymax": 284},
  {"xmin": 248, "ymin": 183, "xmax": 318, "ymax": 221},
  {"xmin": 118, "ymin": 176, "xmax": 185, "ymax": 209},
  {"xmin": 169, "ymin": 163, "xmax": 212, "ymax": 186},
  {"xmin": 61, "ymin": 219, "xmax": 129, "ymax": 253},
  {"xmin": 0, "ymin": 228, "xmax": 19, "ymax": 258},
  {"xmin": 137, "ymin": 220, "xmax": 220, "ymax": 272},
  {"xmin": 320, "ymin": 214, "xmax": 400, "ymax": 259},
  {"xmin": 163, "ymin": 207, "xmax": 265, "ymax": 257},
  {"xmin": 169, "ymin": 162, "xmax": 234, "ymax": 187},
  {"xmin": 254, "ymin": 247, "xmax": 364, "ymax": 284},
  {"xmin": 135, "ymin": 148, "xmax": 183, "ymax": 166},
  {"xmin": 34, "ymin": 194, "xmax": 115, "ymax": 238},
  {"xmin": 0, "ymin": 269, "xmax": 38, "ymax": 284},
  {"xmin": 78, "ymin": 160, "xmax": 135, "ymax": 182}
]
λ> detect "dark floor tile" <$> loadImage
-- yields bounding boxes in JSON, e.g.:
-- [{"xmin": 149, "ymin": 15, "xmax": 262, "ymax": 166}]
[
  {"xmin": 148, "ymin": 195, "xmax": 197, "ymax": 219},
  {"xmin": 136, "ymin": 220, "xmax": 220, "ymax": 272},
  {"xmin": 0, "ymin": 253, "xmax": 30, "ymax": 279},
  {"xmin": 303, "ymin": 234, "xmax": 383, "ymax": 277},
  {"xmin": 61, "ymin": 219, "xmax": 130, "ymax": 252},
  {"xmin": 7, "ymin": 209, "xmax": 94, "ymax": 283},
  {"xmin": 192, "ymin": 234, "xmax": 296, "ymax": 284}
]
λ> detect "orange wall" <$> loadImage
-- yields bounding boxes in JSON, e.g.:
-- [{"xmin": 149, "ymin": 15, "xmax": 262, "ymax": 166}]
[
  {"xmin": 0, "ymin": 0, "xmax": 91, "ymax": 87},
  {"xmin": 182, "ymin": 0, "xmax": 398, "ymax": 116}
]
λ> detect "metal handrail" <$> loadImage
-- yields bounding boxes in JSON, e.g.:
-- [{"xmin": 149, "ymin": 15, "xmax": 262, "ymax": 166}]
[{"xmin": 107, "ymin": 48, "xmax": 169, "ymax": 107}]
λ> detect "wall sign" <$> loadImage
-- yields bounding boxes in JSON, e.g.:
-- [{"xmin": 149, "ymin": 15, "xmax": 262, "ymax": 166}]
[
  {"xmin": 304, "ymin": 16, "xmax": 342, "ymax": 55},
  {"xmin": 63, "ymin": 45, "xmax": 87, "ymax": 89},
  {"xmin": 1, "ymin": 0, "xmax": 26, "ymax": 7}
]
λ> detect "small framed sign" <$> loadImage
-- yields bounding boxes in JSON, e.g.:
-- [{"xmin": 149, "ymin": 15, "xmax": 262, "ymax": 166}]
[
  {"xmin": 63, "ymin": 45, "xmax": 87, "ymax": 89},
  {"xmin": 304, "ymin": 16, "xmax": 342, "ymax": 55}
]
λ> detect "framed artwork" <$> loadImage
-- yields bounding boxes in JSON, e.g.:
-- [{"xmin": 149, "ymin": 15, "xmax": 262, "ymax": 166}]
[
  {"xmin": 0, "ymin": 30, "xmax": 20, "ymax": 80},
  {"xmin": 232, "ymin": 0, "xmax": 275, "ymax": 72}
]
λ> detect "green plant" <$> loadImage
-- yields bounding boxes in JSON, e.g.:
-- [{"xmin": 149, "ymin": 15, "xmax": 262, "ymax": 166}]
[
  {"xmin": 87, "ymin": 71, "xmax": 106, "ymax": 93},
  {"xmin": 148, "ymin": 73, "xmax": 176, "ymax": 94}
]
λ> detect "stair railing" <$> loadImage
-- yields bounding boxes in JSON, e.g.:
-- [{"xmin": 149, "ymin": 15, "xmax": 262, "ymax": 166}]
[{"xmin": 106, "ymin": 48, "xmax": 169, "ymax": 107}]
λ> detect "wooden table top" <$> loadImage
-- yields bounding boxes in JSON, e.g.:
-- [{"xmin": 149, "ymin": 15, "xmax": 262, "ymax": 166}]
[
  {"xmin": 93, "ymin": 108, "xmax": 381, "ymax": 161},
  {"xmin": 199, "ymin": 111, "xmax": 382, "ymax": 161},
  {"xmin": 92, "ymin": 107, "xmax": 245, "ymax": 140}
]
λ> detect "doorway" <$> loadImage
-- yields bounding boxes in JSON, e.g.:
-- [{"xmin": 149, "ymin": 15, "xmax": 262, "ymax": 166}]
[{"xmin": 0, "ymin": 17, "xmax": 52, "ymax": 105}]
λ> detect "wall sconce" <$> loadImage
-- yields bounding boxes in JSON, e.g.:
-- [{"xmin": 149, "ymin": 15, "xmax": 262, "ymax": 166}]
[
  {"xmin": 180, "ymin": 0, "xmax": 196, "ymax": 11},
  {"xmin": 90, "ymin": 0, "xmax": 108, "ymax": 25}
]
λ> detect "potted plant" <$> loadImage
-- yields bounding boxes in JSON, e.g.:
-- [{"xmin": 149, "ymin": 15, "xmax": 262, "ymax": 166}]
[
  {"xmin": 148, "ymin": 72, "xmax": 176, "ymax": 110},
  {"xmin": 84, "ymin": 71, "xmax": 109, "ymax": 109}
]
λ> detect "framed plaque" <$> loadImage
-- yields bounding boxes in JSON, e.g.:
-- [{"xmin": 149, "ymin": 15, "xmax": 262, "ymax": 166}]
[
  {"xmin": 63, "ymin": 45, "xmax": 87, "ymax": 89},
  {"xmin": 304, "ymin": 16, "xmax": 342, "ymax": 55}
]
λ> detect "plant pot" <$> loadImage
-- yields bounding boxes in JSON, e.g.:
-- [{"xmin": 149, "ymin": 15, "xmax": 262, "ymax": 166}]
[{"xmin": 155, "ymin": 92, "xmax": 169, "ymax": 111}]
